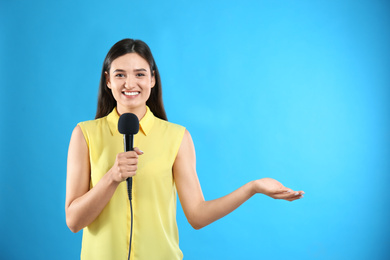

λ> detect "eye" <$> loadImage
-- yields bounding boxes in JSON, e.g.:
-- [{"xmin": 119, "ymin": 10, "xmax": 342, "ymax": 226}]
[
  {"xmin": 136, "ymin": 73, "xmax": 146, "ymax": 77},
  {"xmin": 115, "ymin": 73, "xmax": 125, "ymax": 78}
]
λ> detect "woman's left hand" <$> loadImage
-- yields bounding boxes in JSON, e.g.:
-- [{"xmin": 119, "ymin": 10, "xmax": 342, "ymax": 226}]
[{"xmin": 252, "ymin": 178, "xmax": 304, "ymax": 202}]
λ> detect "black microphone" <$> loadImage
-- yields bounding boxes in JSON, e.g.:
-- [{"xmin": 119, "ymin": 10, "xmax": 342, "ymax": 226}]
[{"xmin": 118, "ymin": 113, "xmax": 139, "ymax": 200}]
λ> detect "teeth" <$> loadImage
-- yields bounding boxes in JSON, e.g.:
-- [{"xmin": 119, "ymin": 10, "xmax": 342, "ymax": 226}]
[{"xmin": 123, "ymin": 91, "xmax": 139, "ymax": 96}]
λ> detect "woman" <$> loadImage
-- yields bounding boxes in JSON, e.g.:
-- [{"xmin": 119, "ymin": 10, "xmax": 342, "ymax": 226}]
[{"xmin": 65, "ymin": 39, "xmax": 304, "ymax": 260}]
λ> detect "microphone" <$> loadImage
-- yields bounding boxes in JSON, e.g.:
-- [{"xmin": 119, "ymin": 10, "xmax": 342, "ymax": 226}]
[{"xmin": 118, "ymin": 113, "xmax": 139, "ymax": 200}]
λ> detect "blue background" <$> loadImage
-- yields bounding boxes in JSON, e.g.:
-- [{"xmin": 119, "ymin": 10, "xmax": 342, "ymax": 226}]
[{"xmin": 1, "ymin": 0, "xmax": 389, "ymax": 259}]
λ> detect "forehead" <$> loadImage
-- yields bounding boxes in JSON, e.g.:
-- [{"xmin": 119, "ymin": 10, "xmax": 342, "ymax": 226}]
[{"xmin": 110, "ymin": 53, "xmax": 150, "ymax": 71}]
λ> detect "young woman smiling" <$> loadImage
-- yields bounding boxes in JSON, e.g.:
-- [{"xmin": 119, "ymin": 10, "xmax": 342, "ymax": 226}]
[{"xmin": 65, "ymin": 39, "xmax": 304, "ymax": 260}]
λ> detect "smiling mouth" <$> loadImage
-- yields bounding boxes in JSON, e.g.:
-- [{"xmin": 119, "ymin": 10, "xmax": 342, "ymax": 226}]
[{"xmin": 123, "ymin": 91, "xmax": 140, "ymax": 96}]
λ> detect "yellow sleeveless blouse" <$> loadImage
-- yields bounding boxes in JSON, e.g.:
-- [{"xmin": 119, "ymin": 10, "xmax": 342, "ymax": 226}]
[{"xmin": 78, "ymin": 107, "xmax": 185, "ymax": 260}]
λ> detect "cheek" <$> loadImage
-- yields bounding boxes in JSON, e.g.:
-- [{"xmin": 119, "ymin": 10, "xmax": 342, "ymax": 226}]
[
  {"xmin": 109, "ymin": 84, "xmax": 121, "ymax": 98},
  {"xmin": 111, "ymin": 81, "xmax": 123, "ymax": 92},
  {"xmin": 144, "ymin": 87, "xmax": 153, "ymax": 100}
]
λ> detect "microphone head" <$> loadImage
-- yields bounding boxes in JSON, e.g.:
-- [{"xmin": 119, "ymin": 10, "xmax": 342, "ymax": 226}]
[{"xmin": 118, "ymin": 113, "xmax": 139, "ymax": 135}]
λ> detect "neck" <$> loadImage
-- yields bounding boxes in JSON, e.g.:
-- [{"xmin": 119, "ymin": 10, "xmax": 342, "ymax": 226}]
[{"xmin": 116, "ymin": 106, "xmax": 147, "ymax": 121}]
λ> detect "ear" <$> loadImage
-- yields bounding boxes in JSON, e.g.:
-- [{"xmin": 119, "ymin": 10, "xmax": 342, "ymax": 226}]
[
  {"xmin": 105, "ymin": 71, "xmax": 111, "ymax": 89},
  {"xmin": 151, "ymin": 70, "xmax": 156, "ymax": 88}
]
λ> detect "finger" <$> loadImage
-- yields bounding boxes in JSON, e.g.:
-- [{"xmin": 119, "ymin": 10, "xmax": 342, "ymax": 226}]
[
  {"xmin": 122, "ymin": 168, "xmax": 137, "ymax": 179},
  {"xmin": 126, "ymin": 151, "xmax": 139, "ymax": 158},
  {"xmin": 273, "ymin": 191, "xmax": 303, "ymax": 200},
  {"xmin": 272, "ymin": 193, "xmax": 294, "ymax": 199},
  {"xmin": 120, "ymin": 173, "xmax": 135, "ymax": 181},
  {"xmin": 287, "ymin": 193, "xmax": 304, "ymax": 200},
  {"xmin": 124, "ymin": 165, "xmax": 137, "ymax": 172},
  {"xmin": 125, "ymin": 158, "xmax": 139, "ymax": 165},
  {"xmin": 273, "ymin": 188, "xmax": 292, "ymax": 194},
  {"xmin": 124, "ymin": 171, "xmax": 137, "ymax": 178},
  {"xmin": 133, "ymin": 147, "xmax": 144, "ymax": 155},
  {"xmin": 117, "ymin": 157, "xmax": 138, "ymax": 167},
  {"xmin": 275, "ymin": 188, "xmax": 304, "ymax": 196},
  {"xmin": 116, "ymin": 152, "xmax": 137, "ymax": 161},
  {"xmin": 286, "ymin": 194, "xmax": 304, "ymax": 202}
]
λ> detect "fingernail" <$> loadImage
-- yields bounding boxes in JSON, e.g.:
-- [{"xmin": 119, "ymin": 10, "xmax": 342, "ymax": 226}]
[
  {"xmin": 139, "ymin": 149, "xmax": 144, "ymax": 154},
  {"xmin": 295, "ymin": 192, "xmax": 299, "ymax": 196}
]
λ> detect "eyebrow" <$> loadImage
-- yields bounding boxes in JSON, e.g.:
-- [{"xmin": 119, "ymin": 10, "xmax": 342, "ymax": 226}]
[
  {"xmin": 112, "ymin": 68, "xmax": 148, "ymax": 73},
  {"xmin": 113, "ymin": 69, "xmax": 126, "ymax": 73},
  {"xmin": 134, "ymin": 68, "xmax": 148, "ymax": 72}
]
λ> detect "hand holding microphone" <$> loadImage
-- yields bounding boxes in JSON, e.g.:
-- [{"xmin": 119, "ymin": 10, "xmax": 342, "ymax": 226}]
[{"xmin": 110, "ymin": 148, "xmax": 143, "ymax": 183}]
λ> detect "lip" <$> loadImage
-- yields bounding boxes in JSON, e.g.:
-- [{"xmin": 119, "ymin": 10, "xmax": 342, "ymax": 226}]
[{"xmin": 122, "ymin": 91, "xmax": 140, "ymax": 98}]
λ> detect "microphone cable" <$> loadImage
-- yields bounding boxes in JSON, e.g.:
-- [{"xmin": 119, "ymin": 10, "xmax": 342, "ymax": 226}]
[{"xmin": 127, "ymin": 178, "xmax": 133, "ymax": 260}]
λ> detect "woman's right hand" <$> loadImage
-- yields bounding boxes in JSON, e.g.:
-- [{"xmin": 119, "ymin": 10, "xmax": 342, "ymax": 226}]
[{"xmin": 110, "ymin": 148, "xmax": 144, "ymax": 183}]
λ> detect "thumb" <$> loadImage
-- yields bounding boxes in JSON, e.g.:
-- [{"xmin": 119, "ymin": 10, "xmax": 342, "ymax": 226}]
[{"xmin": 133, "ymin": 147, "xmax": 144, "ymax": 155}]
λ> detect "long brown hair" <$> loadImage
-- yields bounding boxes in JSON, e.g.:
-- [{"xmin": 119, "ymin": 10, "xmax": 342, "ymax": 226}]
[{"xmin": 95, "ymin": 39, "xmax": 167, "ymax": 120}]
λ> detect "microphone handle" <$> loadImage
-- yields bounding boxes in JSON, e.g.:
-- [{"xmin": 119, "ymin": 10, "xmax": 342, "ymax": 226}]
[
  {"xmin": 124, "ymin": 134, "xmax": 134, "ymax": 200},
  {"xmin": 124, "ymin": 134, "xmax": 134, "ymax": 152}
]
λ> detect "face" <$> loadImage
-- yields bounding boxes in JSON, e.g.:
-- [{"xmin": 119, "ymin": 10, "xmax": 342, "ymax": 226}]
[{"xmin": 106, "ymin": 53, "xmax": 155, "ymax": 117}]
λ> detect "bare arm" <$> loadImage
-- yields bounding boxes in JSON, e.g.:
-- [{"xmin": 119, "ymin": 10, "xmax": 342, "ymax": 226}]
[
  {"xmin": 173, "ymin": 130, "xmax": 304, "ymax": 230},
  {"xmin": 65, "ymin": 125, "xmax": 142, "ymax": 233}
]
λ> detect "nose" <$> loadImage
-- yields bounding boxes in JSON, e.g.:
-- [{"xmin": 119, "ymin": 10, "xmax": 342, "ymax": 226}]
[{"xmin": 125, "ymin": 76, "xmax": 137, "ymax": 89}]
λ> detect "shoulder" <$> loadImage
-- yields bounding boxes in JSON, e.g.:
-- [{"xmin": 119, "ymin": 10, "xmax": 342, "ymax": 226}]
[
  {"xmin": 78, "ymin": 117, "xmax": 106, "ymax": 129},
  {"xmin": 76, "ymin": 117, "xmax": 108, "ymax": 147},
  {"xmin": 68, "ymin": 124, "xmax": 89, "ymax": 155},
  {"xmin": 78, "ymin": 116, "xmax": 107, "ymax": 134},
  {"xmin": 177, "ymin": 129, "xmax": 193, "ymax": 153},
  {"xmin": 154, "ymin": 117, "xmax": 186, "ymax": 135},
  {"xmin": 152, "ymin": 117, "xmax": 187, "ymax": 157}
]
